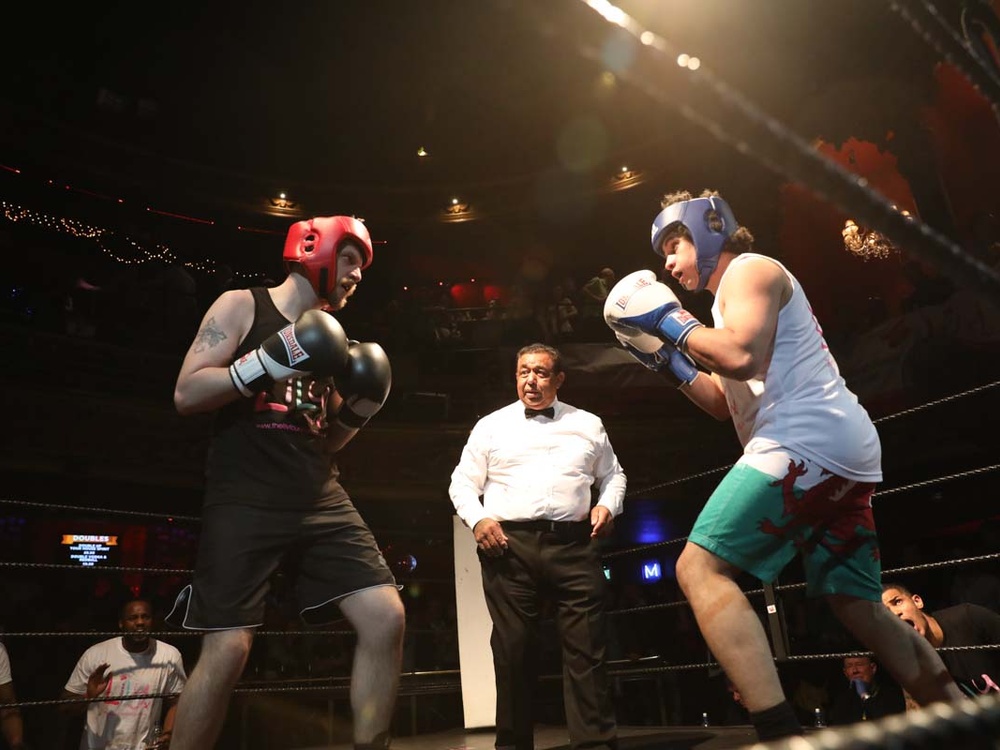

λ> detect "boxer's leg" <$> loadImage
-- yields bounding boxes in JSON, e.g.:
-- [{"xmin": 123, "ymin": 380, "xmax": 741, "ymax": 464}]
[
  {"xmin": 676, "ymin": 542, "xmax": 785, "ymax": 712},
  {"xmin": 339, "ymin": 585, "xmax": 406, "ymax": 748},
  {"xmin": 828, "ymin": 596, "xmax": 964, "ymax": 704},
  {"xmin": 170, "ymin": 628, "xmax": 254, "ymax": 750}
]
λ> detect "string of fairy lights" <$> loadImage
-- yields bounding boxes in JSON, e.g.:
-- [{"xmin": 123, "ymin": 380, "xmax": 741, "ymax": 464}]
[{"xmin": 1, "ymin": 199, "xmax": 265, "ymax": 279}]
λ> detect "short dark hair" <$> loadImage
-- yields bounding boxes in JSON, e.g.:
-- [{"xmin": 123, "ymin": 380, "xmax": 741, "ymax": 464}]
[
  {"xmin": 659, "ymin": 188, "xmax": 755, "ymax": 253},
  {"xmin": 119, "ymin": 597, "xmax": 153, "ymax": 620},
  {"xmin": 516, "ymin": 343, "xmax": 563, "ymax": 374},
  {"xmin": 880, "ymin": 581, "xmax": 914, "ymax": 597},
  {"xmin": 843, "ymin": 654, "xmax": 875, "ymax": 664}
]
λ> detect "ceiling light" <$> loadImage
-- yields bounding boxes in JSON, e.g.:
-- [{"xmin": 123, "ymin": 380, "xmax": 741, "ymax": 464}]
[
  {"xmin": 441, "ymin": 197, "xmax": 476, "ymax": 223},
  {"xmin": 609, "ymin": 165, "xmax": 643, "ymax": 192}
]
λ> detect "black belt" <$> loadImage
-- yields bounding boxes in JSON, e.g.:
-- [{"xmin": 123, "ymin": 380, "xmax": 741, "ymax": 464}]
[{"xmin": 501, "ymin": 519, "xmax": 590, "ymax": 532}]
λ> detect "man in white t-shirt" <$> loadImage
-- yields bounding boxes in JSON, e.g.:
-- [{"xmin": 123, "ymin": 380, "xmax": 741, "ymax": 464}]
[
  {"xmin": 0, "ymin": 641, "xmax": 27, "ymax": 749},
  {"xmin": 61, "ymin": 599, "xmax": 187, "ymax": 749}
]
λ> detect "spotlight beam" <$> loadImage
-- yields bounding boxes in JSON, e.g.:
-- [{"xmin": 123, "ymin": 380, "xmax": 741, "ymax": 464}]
[{"xmin": 508, "ymin": 0, "xmax": 1000, "ymax": 306}]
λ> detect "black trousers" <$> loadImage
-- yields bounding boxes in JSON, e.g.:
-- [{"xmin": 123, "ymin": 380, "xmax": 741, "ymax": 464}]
[{"xmin": 479, "ymin": 521, "xmax": 617, "ymax": 750}]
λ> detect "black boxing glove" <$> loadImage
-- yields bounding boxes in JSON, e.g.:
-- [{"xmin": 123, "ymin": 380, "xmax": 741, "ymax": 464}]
[
  {"xmin": 229, "ymin": 309, "xmax": 349, "ymax": 397},
  {"xmin": 336, "ymin": 342, "xmax": 392, "ymax": 428}
]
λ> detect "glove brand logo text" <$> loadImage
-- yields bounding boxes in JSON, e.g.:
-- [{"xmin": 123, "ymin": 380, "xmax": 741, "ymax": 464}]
[
  {"xmin": 614, "ymin": 277, "xmax": 652, "ymax": 310},
  {"xmin": 281, "ymin": 328, "xmax": 308, "ymax": 364}
]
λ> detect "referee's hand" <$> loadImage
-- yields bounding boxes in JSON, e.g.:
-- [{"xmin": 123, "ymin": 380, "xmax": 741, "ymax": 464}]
[
  {"xmin": 473, "ymin": 518, "xmax": 508, "ymax": 557},
  {"xmin": 591, "ymin": 506, "xmax": 614, "ymax": 538}
]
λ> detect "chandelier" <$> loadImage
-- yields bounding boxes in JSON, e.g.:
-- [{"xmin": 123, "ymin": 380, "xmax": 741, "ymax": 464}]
[{"xmin": 841, "ymin": 209, "xmax": 911, "ymax": 261}]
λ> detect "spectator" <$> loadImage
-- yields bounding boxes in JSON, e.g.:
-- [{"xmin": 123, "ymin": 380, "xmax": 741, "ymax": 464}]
[
  {"xmin": 723, "ymin": 675, "xmax": 751, "ymax": 725},
  {"xmin": 60, "ymin": 598, "xmax": 186, "ymax": 749},
  {"xmin": 827, "ymin": 654, "xmax": 906, "ymax": 725},
  {"xmin": 882, "ymin": 582, "xmax": 1000, "ymax": 697},
  {"xmin": 0, "ymin": 641, "xmax": 26, "ymax": 750},
  {"xmin": 577, "ymin": 267, "xmax": 616, "ymax": 340},
  {"xmin": 540, "ymin": 283, "xmax": 578, "ymax": 343}
]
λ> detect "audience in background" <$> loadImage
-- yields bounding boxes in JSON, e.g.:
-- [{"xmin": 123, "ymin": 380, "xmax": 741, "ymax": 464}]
[
  {"xmin": 3, "ymin": 207, "xmax": 1000, "ymax": 741},
  {"xmin": 881, "ymin": 582, "xmax": 1000, "ymax": 698},
  {"xmin": 827, "ymin": 654, "xmax": 906, "ymax": 725},
  {"xmin": 0, "ymin": 533, "xmax": 998, "ymax": 738},
  {"xmin": 60, "ymin": 598, "xmax": 187, "ymax": 750},
  {"xmin": 577, "ymin": 266, "xmax": 616, "ymax": 340},
  {"xmin": 539, "ymin": 283, "xmax": 578, "ymax": 343},
  {"xmin": 0, "ymin": 641, "xmax": 26, "ymax": 750},
  {"xmin": 722, "ymin": 675, "xmax": 751, "ymax": 725}
]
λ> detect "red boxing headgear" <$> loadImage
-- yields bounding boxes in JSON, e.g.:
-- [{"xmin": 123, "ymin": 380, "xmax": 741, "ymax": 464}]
[{"xmin": 283, "ymin": 216, "xmax": 373, "ymax": 297}]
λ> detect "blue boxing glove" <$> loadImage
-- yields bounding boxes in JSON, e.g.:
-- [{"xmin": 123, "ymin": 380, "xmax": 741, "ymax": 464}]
[
  {"xmin": 615, "ymin": 333, "xmax": 699, "ymax": 387},
  {"xmin": 604, "ymin": 270, "xmax": 704, "ymax": 350}
]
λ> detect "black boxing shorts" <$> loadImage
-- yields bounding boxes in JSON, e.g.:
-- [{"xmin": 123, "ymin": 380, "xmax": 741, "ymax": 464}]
[{"xmin": 166, "ymin": 494, "xmax": 397, "ymax": 629}]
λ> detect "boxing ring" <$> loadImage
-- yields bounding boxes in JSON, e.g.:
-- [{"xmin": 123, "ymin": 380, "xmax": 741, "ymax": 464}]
[
  {"xmin": 2, "ymin": 380, "xmax": 998, "ymax": 749},
  {"xmin": 3, "ymin": 0, "xmax": 1000, "ymax": 748}
]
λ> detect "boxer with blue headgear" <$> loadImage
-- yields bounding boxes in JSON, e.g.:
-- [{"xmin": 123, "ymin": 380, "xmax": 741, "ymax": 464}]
[
  {"xmin": 605, "ymin": 192, "xmax": 742, "ymax": 359},
  {"xmin": 604, "ymin": 188, "xmax": 964, "ymax": 743},
  {"xmin": 650, "ymin": 195, "xmax": 737, "ymax": 293}
]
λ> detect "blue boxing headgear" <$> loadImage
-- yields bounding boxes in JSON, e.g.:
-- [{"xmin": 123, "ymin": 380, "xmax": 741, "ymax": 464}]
[{"xmin": 650, "ymin": 196, "xmax": 737, "ymax": 292}]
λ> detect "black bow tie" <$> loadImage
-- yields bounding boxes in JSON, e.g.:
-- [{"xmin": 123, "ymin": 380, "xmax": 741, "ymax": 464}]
[{"xmin": 525, "ymin": 406, "xmax": 555, "ymax": 419}]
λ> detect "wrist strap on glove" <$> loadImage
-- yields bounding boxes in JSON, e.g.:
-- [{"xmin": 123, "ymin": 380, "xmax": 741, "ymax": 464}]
[
  {"xmin": 229, "ymin": 351, "xmax": 274, "ymax": 397},
  {"xmin": 620, "ymin": 340, "xmax": 698, "ymax": 387}
]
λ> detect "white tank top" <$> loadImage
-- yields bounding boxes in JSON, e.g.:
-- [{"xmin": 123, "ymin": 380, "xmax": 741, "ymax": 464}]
[{"xmin": 711, "ymin": 254, "xmax": 882, "ymax": 481}]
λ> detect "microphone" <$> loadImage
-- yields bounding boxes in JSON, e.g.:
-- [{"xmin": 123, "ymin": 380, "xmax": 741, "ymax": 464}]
[{"xmin": 851, "ymin": 678, "xmax": 871, "ymax": 701}]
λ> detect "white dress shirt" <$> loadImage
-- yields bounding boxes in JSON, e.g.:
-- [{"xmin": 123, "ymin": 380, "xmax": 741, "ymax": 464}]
[{"xmin": 449, "ymin": 399, "xmax": 627, "ymax": 531}]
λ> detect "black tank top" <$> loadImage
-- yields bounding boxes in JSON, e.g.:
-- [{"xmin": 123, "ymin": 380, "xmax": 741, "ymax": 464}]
[{"xmin": 205, "ymin": 287, "xmax": 348, "ymax": 508}]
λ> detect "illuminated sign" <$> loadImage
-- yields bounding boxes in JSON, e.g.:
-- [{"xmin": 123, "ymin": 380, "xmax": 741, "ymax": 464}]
[
  {"xmin": 641, "ymin": 561, "xmax": 662, "ymax": 582},
  {"xmin": 61, "ymin": 534, "xmax": 119, "ymax": 567}
]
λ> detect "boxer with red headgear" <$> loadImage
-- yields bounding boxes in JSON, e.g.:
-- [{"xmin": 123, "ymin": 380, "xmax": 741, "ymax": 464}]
[
  {"xmin": 283, "ymin": 215, "xmax": 373, "ymax": 303},
  {"xmin": 169, "ymin": 216, "xmax": 401, "ymax": 750},
  {"xmin": 605, "ymin": 189, "xmax": 962, "ymax": 743}
]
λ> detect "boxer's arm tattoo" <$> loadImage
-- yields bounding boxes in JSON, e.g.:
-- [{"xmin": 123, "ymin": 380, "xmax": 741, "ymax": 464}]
[{"xmin": 192, "ymin": 317, "xmax": 228, "ymax": 353}]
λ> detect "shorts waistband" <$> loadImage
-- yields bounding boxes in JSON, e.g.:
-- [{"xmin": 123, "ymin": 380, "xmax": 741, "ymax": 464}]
[{"xmin": 501, "ymin": 519, "xmax": 590, "ymax": 532}]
